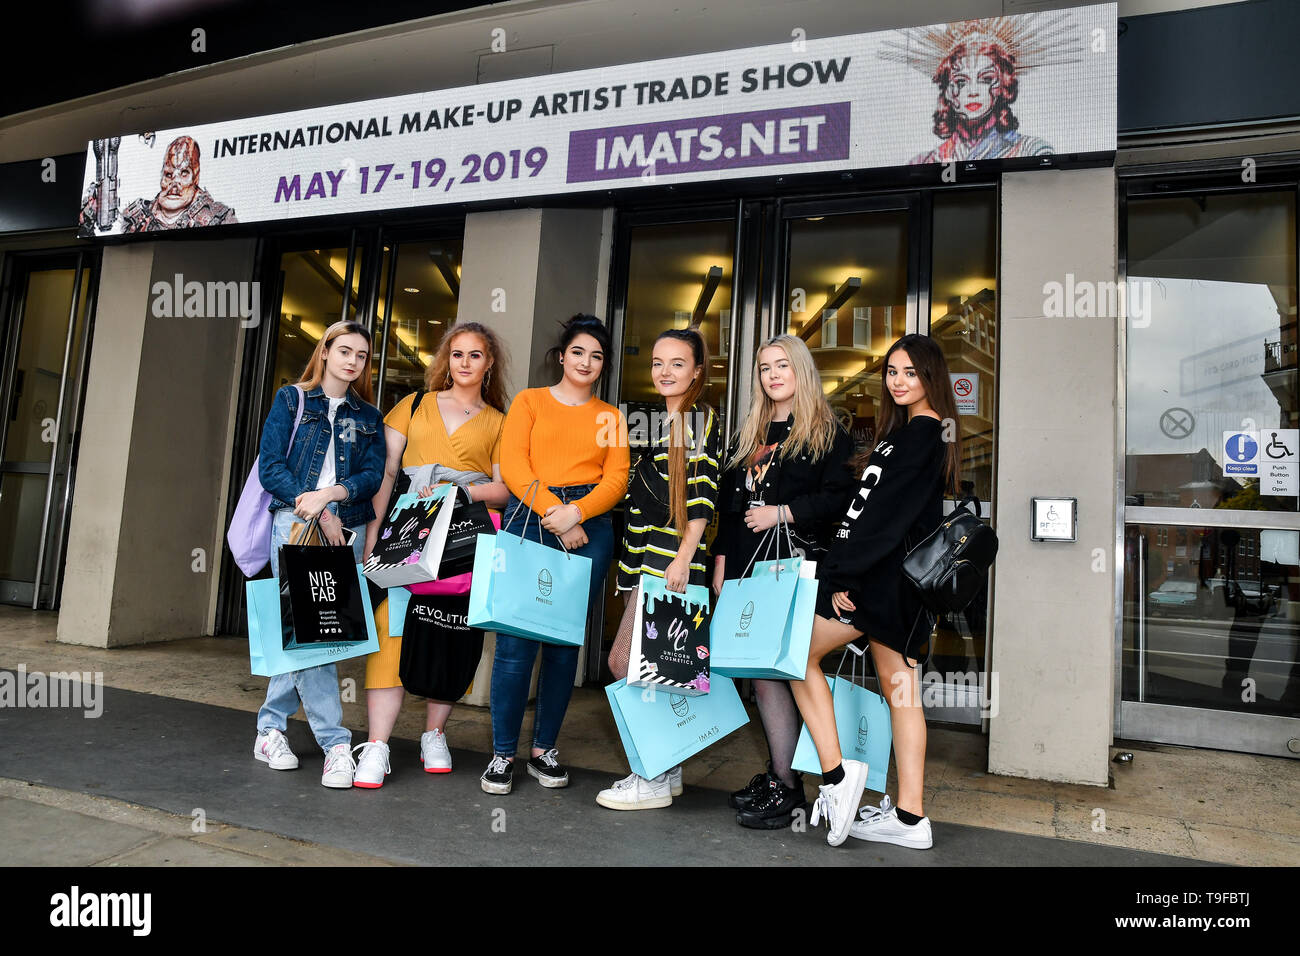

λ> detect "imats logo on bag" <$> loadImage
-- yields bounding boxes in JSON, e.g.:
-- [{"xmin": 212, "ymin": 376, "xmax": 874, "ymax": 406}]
[
  {"xmin": 857, "ymin": 715, "xmax": 869, "ymax": 749},
  {"xmin": 536, "ymin": 568, "xmax": 553, "ymax": 604},
  {"xmin": 739, "ymin": 601, "xmax": 754, "ymax": 631},
  {"xmin": 670, "ymin": 693, "xmax": 696, "ymax": 727}
]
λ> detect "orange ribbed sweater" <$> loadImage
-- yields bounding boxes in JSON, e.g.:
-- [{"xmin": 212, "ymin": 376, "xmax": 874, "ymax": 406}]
[{"xmin": 500, "ymin": 387, "xmax": 630, "ymax": 521}]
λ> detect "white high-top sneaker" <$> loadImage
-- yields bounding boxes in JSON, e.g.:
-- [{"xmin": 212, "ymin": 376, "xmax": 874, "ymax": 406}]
[{"xmin": 596, "ymin": 771, "xmax": 673, "ymax": 810}]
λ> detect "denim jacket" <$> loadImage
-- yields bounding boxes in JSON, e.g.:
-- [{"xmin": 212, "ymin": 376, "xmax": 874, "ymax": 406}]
[{"xmin": 258, "ymin": 384, "xmax": 385, "ymax": 527}]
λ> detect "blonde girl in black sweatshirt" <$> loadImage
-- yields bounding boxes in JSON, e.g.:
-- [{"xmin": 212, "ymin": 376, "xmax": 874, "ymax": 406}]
[{"xmin": 790, "ymin": 334, "xmax": 961, "ymax": 848}]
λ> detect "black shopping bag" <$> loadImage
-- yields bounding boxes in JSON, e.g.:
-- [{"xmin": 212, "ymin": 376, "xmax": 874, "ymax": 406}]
[
  {"xmin": 437, "ymin": 496, "xmax": 497, "ymax": 579},
  {"xmin": 279, "ymin": 524, "xmax": 370, "ymax": 649},
  {"xmin": 399, "ymin": 593, "xmax": 486, "ymax": 701}
]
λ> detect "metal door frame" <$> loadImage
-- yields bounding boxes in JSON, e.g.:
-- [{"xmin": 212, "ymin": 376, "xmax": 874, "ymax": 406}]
[
  {"xmin": 0, "ymin": 248, "xmax": 98, "ymax": 610},
  {"xmin": 1117, "ymin": 163, "xmax": 1300, "ymax": 758}
]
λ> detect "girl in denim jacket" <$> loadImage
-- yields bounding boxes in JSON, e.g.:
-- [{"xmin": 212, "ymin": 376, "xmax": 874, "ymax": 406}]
[{"xmin": 252, "ymin": 320, "xmax": 386, "ymax": 788}]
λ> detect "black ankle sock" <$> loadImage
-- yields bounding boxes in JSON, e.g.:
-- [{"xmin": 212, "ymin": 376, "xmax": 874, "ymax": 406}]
[
  {"xmin": 896, "ymin": 807, "xmax": 923, "ymax": 826},
  {"xmin": 823, "ymin": 763, "xmax": 845, "ymax": 785}
]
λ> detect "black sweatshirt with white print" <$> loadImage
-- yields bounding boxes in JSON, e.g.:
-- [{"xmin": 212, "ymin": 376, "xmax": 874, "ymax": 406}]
[{"xmin": 820, "ymin": 414, "xmax": 946, "ymax": 651}]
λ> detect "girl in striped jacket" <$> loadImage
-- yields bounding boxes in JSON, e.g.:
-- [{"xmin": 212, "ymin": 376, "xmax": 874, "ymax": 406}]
[{"xmin": 599, "ymin": 326, "xmax": 720, "ymax": 811}]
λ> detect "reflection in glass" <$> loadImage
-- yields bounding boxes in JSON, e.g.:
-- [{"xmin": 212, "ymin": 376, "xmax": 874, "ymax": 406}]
[
  {"xmin": 1126, "ymin": 191, "xmax": 1298, "ymax": 513},
  {"xmin": 0, "ymin": 267, "xmax": 90, "ymax": 592},
  {"xmin": 270, "ymin": 246, "xmax": 353, "ymax": 392},
  {"xmin": 377, "ymin": 241, "xmax": 463, "ymax": 416},
  {"xmin": 1123, "ymin": 523, "xmax": 1300, "ymax": 718},
  {"xmin": 784, "ymin": 211, "xmax": 908, "ymax": 450},
  {"xmin": 619, "ymin": 220, "xmax": 734, "ymax": 430},
  {"xmin": 929, "ymin": 190, "xmax": 997, "ymax": 505}
]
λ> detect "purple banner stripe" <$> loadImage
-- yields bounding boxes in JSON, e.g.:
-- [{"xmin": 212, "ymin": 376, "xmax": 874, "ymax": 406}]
[{"xmin": 566, "ymin": 101, "xmax": 850, "ymax": 183}]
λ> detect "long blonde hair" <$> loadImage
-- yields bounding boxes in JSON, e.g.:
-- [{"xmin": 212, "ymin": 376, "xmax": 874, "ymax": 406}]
[
  {"xmin": 727, "ymin": 334, "xmax": 837, "ymax": 471},
  {"xmin": 297, "ymin": 320, "xmax": 375, "ymax": 405},
  {"xmin": 423, "ymin": 321, "xmax": 510, "ymax": 413}
]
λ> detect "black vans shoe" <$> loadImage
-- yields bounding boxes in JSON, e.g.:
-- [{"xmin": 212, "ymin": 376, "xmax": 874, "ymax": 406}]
[{"xmin": 736, "ymin": 776, "xmax": 807, "ymax": 830}]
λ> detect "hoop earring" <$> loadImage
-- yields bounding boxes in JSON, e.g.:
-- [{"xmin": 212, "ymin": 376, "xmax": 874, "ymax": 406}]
[
  {"xmin": 444, "ymin": 372, "xmax": 452, "ymax": 389},
  {"xmin": 483, "ymin": 368, "xmax": 492, "ymax": 389}
]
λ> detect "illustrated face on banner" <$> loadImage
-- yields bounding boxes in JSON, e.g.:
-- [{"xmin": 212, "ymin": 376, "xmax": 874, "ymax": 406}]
[
  {"xmin": 943, "ymin": 48, "xmax": 1003, "ymax": 124},
  {"xmin": 157, "ymin": 137, "xmax": 200, "ymax": 215}
]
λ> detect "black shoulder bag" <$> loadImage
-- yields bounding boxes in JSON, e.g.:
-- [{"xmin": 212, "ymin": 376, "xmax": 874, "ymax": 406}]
[{"xmin": 901, "ymin": 494, "xmax": 999, "ymax": 615}]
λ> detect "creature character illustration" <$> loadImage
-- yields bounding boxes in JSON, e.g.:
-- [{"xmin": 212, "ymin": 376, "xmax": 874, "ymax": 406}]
[
  {"xmin": 79, "ymin": 135, "xmax": 237, "ymax": 233},
  {"xmin": 880, "ymin": 13, "xmax": 1082, "ymax": 165}
]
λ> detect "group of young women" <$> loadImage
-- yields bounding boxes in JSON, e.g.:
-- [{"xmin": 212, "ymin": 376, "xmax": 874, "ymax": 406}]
[{"xmin": 251, "ymin": 310, "xmax": 960, "ymax": 850}]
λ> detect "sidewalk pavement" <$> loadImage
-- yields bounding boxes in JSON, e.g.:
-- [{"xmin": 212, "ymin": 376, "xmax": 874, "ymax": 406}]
[{"xmin": 1, "ymin": 606, "xmax": 1297, "ymax": 865}]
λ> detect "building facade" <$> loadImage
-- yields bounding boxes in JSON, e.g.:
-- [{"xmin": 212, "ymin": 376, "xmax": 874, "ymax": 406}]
[{"xmin": 0, "ymin": 0, "xmax": 1297, "ymax": 786}]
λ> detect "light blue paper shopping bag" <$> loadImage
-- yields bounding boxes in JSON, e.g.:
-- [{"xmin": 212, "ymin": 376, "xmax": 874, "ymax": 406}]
[
  {"xmin": 791, "ymin": 648, "xmax": 892, "ymax": 793},
  {"xmin": 711, "ymin": 555, "xmax": 814, "ymax": 679},
  {"xmin": 246, "ymin": 564, "xmax": 380, "ymax": 677},
  {"xmin": 386, "ymin": 586, "xmax": 412, "ymax": 637},
  {"xmin": 605, "ymin": 675, "xmax": 749, "ymax": 779},
  {"xmin": 465, "ymin": 529, "xmax": 592, "ymax": 646}
]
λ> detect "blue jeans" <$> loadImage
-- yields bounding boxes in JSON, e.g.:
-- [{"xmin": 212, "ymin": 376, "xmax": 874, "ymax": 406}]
[
  {"xmin": 490, "ymin": 485, "xmax": 614, "ymax": 756},
  {"xmin": 256, "ymin": 506, "xmax": 365, "ymax": 752}
]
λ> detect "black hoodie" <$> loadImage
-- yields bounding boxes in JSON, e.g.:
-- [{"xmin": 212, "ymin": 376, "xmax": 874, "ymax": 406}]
[{"xmin": 820, "ymin": 414, "xmax": 946, "ymax": 648}]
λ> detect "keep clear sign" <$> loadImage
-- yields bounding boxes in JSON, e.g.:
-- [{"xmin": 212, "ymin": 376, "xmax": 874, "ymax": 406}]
[
  {"xmin": 1261, "ymin": 429, "xmax": 1299, "ymax": 497},
  {"xmin": 1223, "ymin": 431, "xmax": 1260, "ymax": 477}
]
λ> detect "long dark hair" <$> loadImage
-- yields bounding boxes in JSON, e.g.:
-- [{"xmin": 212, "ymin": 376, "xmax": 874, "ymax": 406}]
[
  {"xmin": 655, "ymin": 327, "xmax": 710, "ymax": 533},
  {"xmin": 853, "ymin": 334, "xmax": 961, "ymax": 495},
  {"xmin": 546, "ymin": 314, "xmax": 612, "ymax": 378}
]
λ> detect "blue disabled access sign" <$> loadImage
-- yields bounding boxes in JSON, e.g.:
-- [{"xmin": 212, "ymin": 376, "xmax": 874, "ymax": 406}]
[{"xmin": 1223, "ymin": 431, "xmax": 1259, "ymax": 476}]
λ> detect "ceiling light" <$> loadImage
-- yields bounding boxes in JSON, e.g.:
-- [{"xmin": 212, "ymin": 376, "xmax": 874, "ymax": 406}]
[{"xmin": 404, "ymin": 287, "xmax": 420, "ymax": 293}]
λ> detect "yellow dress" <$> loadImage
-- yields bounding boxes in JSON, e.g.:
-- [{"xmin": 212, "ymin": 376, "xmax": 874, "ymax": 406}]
[{"xmin": 365, "ymin": 392, "xmax": 505, "ymax": 689}]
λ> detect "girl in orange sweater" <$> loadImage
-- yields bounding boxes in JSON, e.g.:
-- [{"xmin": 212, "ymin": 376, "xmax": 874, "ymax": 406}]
[{"xmin": 482, "ymin": 314, "xmax": 630, "ymax": 795}]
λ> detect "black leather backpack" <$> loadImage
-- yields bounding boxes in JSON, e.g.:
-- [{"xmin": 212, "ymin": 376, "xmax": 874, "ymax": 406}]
[{"xmin": 901, "ymin": 495, "xmax": 999, "ymax": 614}]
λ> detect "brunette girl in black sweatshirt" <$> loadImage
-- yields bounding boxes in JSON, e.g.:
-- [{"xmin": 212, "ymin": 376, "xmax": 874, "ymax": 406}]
[{"xmin": 790, "ymin": 334, "xmax": 962, "ymax": 848}]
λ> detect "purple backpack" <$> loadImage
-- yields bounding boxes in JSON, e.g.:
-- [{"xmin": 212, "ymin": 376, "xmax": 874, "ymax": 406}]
[{"xmin": 227, "ymin": 385, "xmax": 304, "ymax": 577}]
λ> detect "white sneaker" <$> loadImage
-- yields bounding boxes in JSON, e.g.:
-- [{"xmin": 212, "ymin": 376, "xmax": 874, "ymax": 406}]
[
  {"xmin": 596, "ymin": 772, "xmax": 673, "ymax": 811},
  {"xmin": 420, "ymin": 730, "xmax": 452, "ymax": 774},
  {"xmin": 321, "ymin": 743, "xmax": 356, "ymax": 789},
  {"xmin": 849, "ymin": 795, "xmax": 934, "ymax": 849},
  {"xmin": 253, "ymin": 729, "xmax": 298, "ymax": 770},
  {"xmin": 809, "ymin": 759, "xmax": 868, "ymax": 847},
  {"xmin": 668, "ymin": 764, "xmax": 683, "ymax": 797},
  {"xmin": 353, "ymin": 740, "xmax": 391, "ymax": 789}
]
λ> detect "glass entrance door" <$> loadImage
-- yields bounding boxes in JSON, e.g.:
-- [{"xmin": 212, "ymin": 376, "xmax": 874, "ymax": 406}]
[
  {"xmin": 0, "ymin": 251, "xmax": 97, "ymax": 609},
  {"xmin": 1121, "ymin": 184, "xmax": 1300, "ymax": 758}
]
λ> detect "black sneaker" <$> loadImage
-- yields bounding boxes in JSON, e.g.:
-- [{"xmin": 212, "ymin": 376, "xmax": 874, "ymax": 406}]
[
  {"xmin": 526, "ymin": 749, "xmax": 570, "ymax": 789},
  {"xmin": 480, "ymin": 754, "xmax": 513, "ymax": 794},
  {"xmin": 729, "ymin": 766, "xmax": 775, "ymax": 810},
  {"xmin": 736, "ymin": 775, "xmax": 807, "ymax": 830}
]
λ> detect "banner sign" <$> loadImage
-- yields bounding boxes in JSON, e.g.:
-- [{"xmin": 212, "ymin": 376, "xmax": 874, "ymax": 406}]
[{"xmin": 78, "ymin": 4, "xmax": 1116, "ymax": 236}]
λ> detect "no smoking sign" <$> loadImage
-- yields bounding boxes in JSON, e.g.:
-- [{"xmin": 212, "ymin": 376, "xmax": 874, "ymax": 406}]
[{"xmin": 949, "ymin": 372, "xmax": 979, "ymax": 415}]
